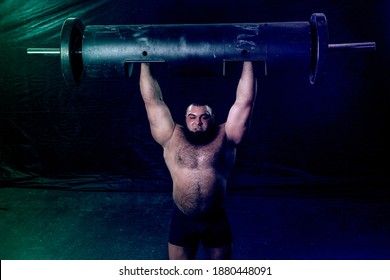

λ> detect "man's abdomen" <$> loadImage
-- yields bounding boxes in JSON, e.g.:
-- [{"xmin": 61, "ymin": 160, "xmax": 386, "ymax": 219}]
[{"xmin": 172, "ymin": 170, "xmax": 226, "ymax": 216}]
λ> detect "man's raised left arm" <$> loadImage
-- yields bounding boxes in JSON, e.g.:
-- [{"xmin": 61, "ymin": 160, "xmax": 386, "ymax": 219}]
[{"xmin": 225, "ymin": 61, "xmax": 257, "ymax": 145}]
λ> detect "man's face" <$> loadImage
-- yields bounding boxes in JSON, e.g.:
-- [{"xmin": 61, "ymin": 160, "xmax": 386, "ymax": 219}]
[{"xmin": 185, "ymin": 105, "xmax": 214, "ymax": 134}]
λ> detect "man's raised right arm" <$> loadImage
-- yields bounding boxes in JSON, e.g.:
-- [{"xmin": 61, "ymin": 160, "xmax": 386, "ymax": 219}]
[{"xmin": 139, "ymin": 63, "xmax": 175, "ymax": 147}]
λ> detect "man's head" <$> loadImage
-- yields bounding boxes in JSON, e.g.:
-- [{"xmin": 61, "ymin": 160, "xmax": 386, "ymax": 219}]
[{"xmin": 184, "ymin": 99, "xmax": 216, "ymax": 144}]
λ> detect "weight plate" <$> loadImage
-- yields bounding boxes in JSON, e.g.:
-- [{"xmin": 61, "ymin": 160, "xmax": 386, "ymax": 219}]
[
  {"xmin": 309, "ymin": 13, "xmax": 328, "ymax": 84},
  {"xmin": 60, "ymin": 18, "xmax": 85, "ymax": 86}
]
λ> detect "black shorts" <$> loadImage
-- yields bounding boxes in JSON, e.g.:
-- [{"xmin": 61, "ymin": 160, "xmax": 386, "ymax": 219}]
[{"xmin": 168, "ymin": 204, "xmax": 232, "ymax": 248}]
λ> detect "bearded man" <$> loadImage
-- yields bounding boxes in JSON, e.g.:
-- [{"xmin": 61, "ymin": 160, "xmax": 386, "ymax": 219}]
[{"xmin": 139, "ymin": 62, "xmax": 256, "ymax": 259}]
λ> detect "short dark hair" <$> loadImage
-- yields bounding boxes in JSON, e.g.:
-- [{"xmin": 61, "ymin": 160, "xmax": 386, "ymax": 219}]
[{"xmin": 186, "ymin": 99, "xmax": 214, "ymax": 115}]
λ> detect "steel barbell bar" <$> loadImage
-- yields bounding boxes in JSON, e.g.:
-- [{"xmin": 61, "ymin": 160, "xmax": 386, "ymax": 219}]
[{"xmin": 27, "ymin": 13, "xmax": 375, "ymax": 85}]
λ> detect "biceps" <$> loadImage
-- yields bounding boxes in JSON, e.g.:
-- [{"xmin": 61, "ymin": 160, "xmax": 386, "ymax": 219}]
[
  {"xmin": 225, "ymin": 103, "xmax": 252, "ymax": 145},
  {"xmin": 145, "ymin": 102, "xmax": 175, "ymax": 146}
]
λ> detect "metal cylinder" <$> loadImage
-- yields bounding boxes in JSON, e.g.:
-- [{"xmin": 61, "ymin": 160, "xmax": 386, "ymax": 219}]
[
  {"xmin": 26, "ymin": 13, "xmax": 377, "ymax": 85},
  {"xmin": 82, "ymin": 21, "xmax": 311, "ymax": 79}
]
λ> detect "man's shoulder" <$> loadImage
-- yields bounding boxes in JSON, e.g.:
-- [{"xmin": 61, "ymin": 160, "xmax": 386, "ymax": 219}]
[
  {"xmin": 164, "ymin": 125, "xmax": 186, "ymax": 150},
  {"xmin": 168, "ymin": 124, "xmax": 184, "ymax": 141},
  {"xmin": 173, "ymin": 124, "xmax": 184, "ymax": 133}
]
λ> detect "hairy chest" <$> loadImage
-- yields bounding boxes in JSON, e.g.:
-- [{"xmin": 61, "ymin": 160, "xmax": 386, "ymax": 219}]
[
  {"xmin": 166, "ymin": 128, "xmax": 233, "ymax": 170},
  {"xmin": 175, "ymin": 142, "xmax": 223, "ymax": 169}
]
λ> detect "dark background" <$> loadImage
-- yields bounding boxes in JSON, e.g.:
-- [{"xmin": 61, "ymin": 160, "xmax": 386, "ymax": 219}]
[{"xmin": 1, "ymin": 0, "xmax": 389, "ymax": 194}]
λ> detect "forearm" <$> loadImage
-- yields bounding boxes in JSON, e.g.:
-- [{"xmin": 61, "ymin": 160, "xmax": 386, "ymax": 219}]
[
  {"xmin": 139, "ymin": 63, "xmax": 164, "ymax": 104},
  {"xmin": 236, "ymin": 61, "xmax": 256, "ymax": 105}
]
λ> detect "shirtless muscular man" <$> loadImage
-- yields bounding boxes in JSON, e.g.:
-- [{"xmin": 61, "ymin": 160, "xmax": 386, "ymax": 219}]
[{"xmin": 139, "ymin": 62, "xmax": 256, "ymax": 259}]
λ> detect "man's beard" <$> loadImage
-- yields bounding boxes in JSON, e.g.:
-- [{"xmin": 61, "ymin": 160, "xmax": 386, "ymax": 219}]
[{"xmin": 183, "ymin": 125, "xmax": 217, "ymax": 145}]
